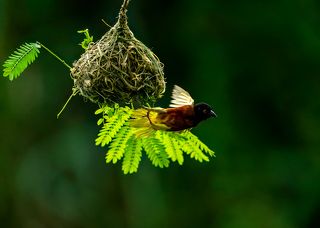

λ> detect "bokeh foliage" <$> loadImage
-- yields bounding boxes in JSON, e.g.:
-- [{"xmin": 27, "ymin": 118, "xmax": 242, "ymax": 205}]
[{"xmin": 1, "ymin": 0, "xmax": 320, "ymax": 227}]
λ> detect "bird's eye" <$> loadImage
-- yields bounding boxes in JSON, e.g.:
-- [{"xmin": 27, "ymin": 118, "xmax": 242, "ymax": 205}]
[{"xmin": 203, "ymin": 109, "xmax": 208, "ymax": 114}]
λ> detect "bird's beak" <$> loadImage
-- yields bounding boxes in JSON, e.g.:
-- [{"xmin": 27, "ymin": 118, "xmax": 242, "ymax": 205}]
[{"xmin": 210, "ymin": 110, "xmax": 217, "ymax": 118}]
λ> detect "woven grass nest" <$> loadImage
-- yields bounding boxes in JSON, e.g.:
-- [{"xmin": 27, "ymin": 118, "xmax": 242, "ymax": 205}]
[{"xmin": 70, "ymin": 0, "xmax": 166, "ymax": 105}]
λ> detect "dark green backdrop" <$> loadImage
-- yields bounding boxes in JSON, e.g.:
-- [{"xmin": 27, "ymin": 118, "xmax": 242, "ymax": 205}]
[{"xmin": 1, "ymin": 0, "xmax": 319, "ymax": 227}]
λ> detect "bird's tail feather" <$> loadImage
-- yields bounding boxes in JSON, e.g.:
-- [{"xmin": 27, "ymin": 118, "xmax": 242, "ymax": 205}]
[
  {"xmin": 130, "ymin": 108, "xmax": 170, "ymax": 137},
  {"xmin": 130, "ymin": 109, "xmax": 154, "ymax": 138},
  {"xmin": 130, "ymin": 109, "xmax": 150, "ymax": 128}
]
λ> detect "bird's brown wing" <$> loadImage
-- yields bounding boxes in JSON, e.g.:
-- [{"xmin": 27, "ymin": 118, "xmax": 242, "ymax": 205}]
[{"xmin": 157, "ymin": 105, "xmax": 196, "ymax": 131}]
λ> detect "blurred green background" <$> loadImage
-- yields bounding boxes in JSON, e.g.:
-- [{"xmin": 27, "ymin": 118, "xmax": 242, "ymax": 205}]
[{"xmin": 1, "ymin": 0, "xmax": 320, "ymax": 227}]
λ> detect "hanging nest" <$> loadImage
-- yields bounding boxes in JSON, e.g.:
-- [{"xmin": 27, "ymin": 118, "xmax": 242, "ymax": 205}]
[{"xmin": 70, "ymin": 0, "xmax": 166, "ymax": 105}]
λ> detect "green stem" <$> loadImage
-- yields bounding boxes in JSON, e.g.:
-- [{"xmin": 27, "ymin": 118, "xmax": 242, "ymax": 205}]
[
  {"xmin": 57, "ymin": 89, "xmax": 79, "ymax": 119},
  {"xmin": 36, "ymin": 41, "xmax": 72, "ymax": 70}
]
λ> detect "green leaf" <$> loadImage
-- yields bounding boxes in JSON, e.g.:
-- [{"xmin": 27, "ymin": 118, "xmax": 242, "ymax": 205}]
[
  {"xmin": 94, "ymin": 108, "xmax": 104, "ymax": 115},
  {"xmin": 181, "ymin": 131, "xmax": 215, "ymax": 157},
  {"xmin": 78, "ymin": 29, "xmax": 93, "ymax": 50},
  {"xmin": 95, "ymin": 106, "xmax": 132, "ymax": 147},
  {"xmin": 97, "ymin": 118, "xmax": 104, "ymax": 126},
  {"xmin": 95, "ymin": 114, "xmax": 121, "ymax": 147},
  {"xmin": 143, "ymin": 132, "xmax": 170, "ymax": 168},
  {"xmin": 106, "ymin": 126, "xmax": 133, "ymax": 164},
  {"xmin": 3, "ymin": 42, "xmax": 41, "ymax": 81},
  {"xmin": 157, "ymin": 131, "xmax": 184, "ymax": 165},
  {"xmin": 122, "ymin": 136, "xmax": 143, "ymax": 174},
  {"xmin": 180, "ymin": 138, "xmax": 209, "ymax": 162}
]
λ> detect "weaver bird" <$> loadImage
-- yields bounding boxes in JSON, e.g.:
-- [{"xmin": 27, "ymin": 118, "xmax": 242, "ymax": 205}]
[{"xmin": 131, "ymin": 85, "xmax": 217, "ymax": 136}]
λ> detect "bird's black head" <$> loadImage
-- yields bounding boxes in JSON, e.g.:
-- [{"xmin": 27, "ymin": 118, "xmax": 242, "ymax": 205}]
[{"xmin": 194, "ymin": 103, "xmax": 217, "ymax": 121}]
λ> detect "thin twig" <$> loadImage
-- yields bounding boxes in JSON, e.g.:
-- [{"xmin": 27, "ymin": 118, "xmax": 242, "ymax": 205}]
[
  {"xmin": 57, "ymin": 89, "xmax": 79, "ymax": 118},
  {"xmin": 37, "ymin": 41, "xmax": 72, "ymax": 70}
]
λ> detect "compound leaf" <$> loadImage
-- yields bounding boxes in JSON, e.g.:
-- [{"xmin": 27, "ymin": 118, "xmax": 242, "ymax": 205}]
[{"xmin": 3, "ymin": 42, "xmax": 41, "ymax": 80}]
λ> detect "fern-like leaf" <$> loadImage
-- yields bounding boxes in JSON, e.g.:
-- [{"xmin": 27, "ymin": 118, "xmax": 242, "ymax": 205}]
[
  {"xmin": 95, "ymin": 106, "xmax": 132, "ymax": 147},
  {"xmin": 143, "ymin": 132, "xmax": 170, "ymax": 168},
  {"xmin": 3, "ymin": 43, "xmax": 41, "ymax": 80},
  {"xmin": 158, "ymin": 131, "xmax": 184, "ymax": 165},
  {"xmin": 181, "ymin": 131, "xmax": 215, "ymax": 157},
  {"xmin": 122, "ymin": 136, "xmax": 143, "ymax": 174},
  {"xmin": 106, "ymin": 126, "xmax": 133, "ymax": 164},
  {"xmin": 95, "ymin": 114, "xmax": 120, "ymax": 147},
  {"xmin": 180, "ymin": 138, "xmax": 209, "ymax": 162}
]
